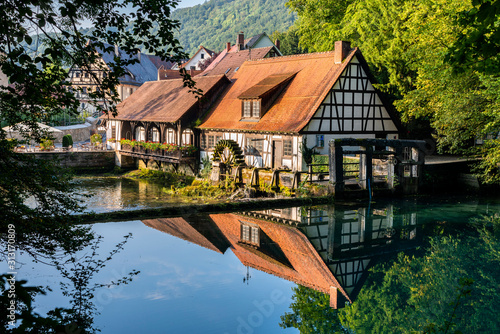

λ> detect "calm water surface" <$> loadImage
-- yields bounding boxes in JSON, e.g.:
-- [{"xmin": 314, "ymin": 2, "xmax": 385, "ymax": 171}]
[
  {"xmin": 71, "ymin": 177, "xmax": 213, "ymax": 213},
  {"xmin": 14, "ymin": 178, "xmax": 500, "ymax": 333}
]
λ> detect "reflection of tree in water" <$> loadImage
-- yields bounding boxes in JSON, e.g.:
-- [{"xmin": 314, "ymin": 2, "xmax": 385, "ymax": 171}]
[
  {"xmin": 280, "ymin": 215, "xmax": 500, "ymax": 334},
  {"xmin": 280, "ymin": 285, "xmax": 349, "ymax": 333},
  {"xmin": 338, "ymin": 215, "xmax": 500, "ymax": 334},
  {"xmin": 1, "ymin": 233, "xmax": 139, "ymax": 333}
]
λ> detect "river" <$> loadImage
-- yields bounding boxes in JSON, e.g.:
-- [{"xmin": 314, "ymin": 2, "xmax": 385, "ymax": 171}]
[{"xmin": 11, "ymin": 177, "xmax": 500, "ymax": 333}]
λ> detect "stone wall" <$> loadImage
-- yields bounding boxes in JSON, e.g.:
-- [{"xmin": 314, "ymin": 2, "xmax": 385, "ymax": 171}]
[{"xmin": 27, "ymin": 150, "xmax": 115, "ymax": 170}]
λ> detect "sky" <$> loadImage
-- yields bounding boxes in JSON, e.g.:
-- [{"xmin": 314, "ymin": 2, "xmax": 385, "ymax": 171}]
[{"xmin": 178, "ymin": 0, "xmax": 206, "ymax": 8}]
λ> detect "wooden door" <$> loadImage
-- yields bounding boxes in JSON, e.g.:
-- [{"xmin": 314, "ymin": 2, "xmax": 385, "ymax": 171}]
[{"xmin": 273, "ymin": 141, "xmax": 283, "ymax": 169}]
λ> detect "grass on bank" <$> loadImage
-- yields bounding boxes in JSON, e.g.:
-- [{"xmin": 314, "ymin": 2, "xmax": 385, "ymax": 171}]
[{"xmin": 120, "ymin": 168, "xmax": 329, "ymax": 200}]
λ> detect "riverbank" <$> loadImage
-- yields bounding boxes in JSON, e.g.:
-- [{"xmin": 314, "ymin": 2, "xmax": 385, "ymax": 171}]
[{"xmin": 74, "ymin": 196, "xmax": 334, "ymax": 223}]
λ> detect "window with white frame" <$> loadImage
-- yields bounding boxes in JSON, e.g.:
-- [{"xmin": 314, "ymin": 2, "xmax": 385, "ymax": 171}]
[
  {"xmin": 283, "ymin": 140, "xmax": 292, "ymax": 156},
  {"xmin": 182, "ymin": 129, "xmax": 193, "ymax": 145},
  {"xmin": 135, "ymin": 126, "xmax": 146, "ymax": 141},
  {"xmin": 252, "ymin": 100, "xmax": 260, "ymax": 118},
  {"xmin": 166, "ymin": 128, "xmax": 175, "ymax": 144},
  {"xmin": 243, "ymin": 101, "xmax": 252, "ymax": 118},
  {"xmin": 240, "ymin": 222, "xmax": 260, "ymax": 246},
  {"xmin": 151, "ymin": 127, "xmax": 160, "ymax": 142}
]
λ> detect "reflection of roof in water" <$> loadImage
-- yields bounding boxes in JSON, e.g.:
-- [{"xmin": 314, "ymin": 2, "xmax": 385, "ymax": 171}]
[{"xmin": 142, "ymin": 216, "xmax": 230, "ymax": 254}]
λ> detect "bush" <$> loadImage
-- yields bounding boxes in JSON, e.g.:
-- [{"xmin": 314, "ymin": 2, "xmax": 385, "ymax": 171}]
[
  {"xmin": 62, "ymin": 134, "xmax": 73, "ymax": 148},
  {"xmin": 40, "ymin": 138, "xmax": 54, "ymax": 151},
  {"xmin": 90, "ymin": 133, "xmax": 102, "ymax": 146}
]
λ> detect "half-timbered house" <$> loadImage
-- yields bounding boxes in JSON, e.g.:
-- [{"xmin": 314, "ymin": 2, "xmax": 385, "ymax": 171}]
[
  {"xmin": 198, "ymin": 41, "xmax": 402, "ymax": 171},
  {"xmin": 68, "ymin": 43, "xmax": 159, "ymax": 117}
]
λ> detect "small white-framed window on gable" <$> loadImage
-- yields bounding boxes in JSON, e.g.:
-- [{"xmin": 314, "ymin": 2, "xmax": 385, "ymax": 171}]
[{"xmin": 200, "ymin": 53, "xmax": 205, "ymax": 59}]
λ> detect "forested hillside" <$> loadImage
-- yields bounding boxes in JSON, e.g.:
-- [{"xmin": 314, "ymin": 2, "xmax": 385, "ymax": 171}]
[{"xmin": 171, "ymin": 0, "xmax": 296, "ymax": 55}]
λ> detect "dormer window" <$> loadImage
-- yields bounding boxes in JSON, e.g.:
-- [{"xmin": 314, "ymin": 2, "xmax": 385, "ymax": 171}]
[
  {"xmin": 242, "ymin": 99, "xmax": 261, "ymax": 119},
  {"xmin": 238, "ymin": 72, "xmax": 297, "ymax": 121},
  {"xmin": 240, "ymin": 221, "xmax": 260, "ymax": 246}
]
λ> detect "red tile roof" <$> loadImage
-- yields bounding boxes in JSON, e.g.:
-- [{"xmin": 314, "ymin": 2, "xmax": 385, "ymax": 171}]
[
  {"xmin": 199, "ymin": 50, "xmax": 357, "ymax": 133},
  {"xmin": 158, "ymin": 69, "xmax": 203, "ymax": 80},
  {"xmin": 110, "ymin": 74, "xmax": 230, "ymax": 123},
  {"xmin": 199, "ymin": 46, "xmax": 274, "ymax": 79}
]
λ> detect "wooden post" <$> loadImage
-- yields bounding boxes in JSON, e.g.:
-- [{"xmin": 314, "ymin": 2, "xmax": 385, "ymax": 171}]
[
  {"xmin": 365, "ymin": 145, "xmax": 373, "ymax": 194},
  {"xmin": 359, "ymin": 146, "xmax": 366, "ymax": 189},
  {"xmin": 387, "ymin": 146, "xmax": 396, "ymax": 190},
  {"xmin": 329, "ymin": 141, "xmax": 344, "ymax": 194},
  {"xmin": 250, "ymin": 168, "xmax": 260, "ymax": 188},
  {"xmin": 233, "ymin": 165, "xmax": 244, "ymax": 185},
  {"xmin": 270, "ymin": 170, "xmax": 280, "ymax": 191},
  {"xmin": 308, "ymin": 164, "xmax": 313, "ymax": 184},
  {"xmin": 292, "ymin": 171, "xmax": 301, "ymax": 189}
]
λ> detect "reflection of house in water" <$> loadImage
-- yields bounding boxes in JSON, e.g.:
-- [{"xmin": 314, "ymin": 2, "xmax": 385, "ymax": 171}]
[{"xmin": 143, "ymin": 203, "xmax": 421, "ymax": 308}]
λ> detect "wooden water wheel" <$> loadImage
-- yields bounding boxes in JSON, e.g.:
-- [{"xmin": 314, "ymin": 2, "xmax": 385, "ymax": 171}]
[{"xmin": 212, "ymin": 139, "xmax": 245, "ymax": 166}]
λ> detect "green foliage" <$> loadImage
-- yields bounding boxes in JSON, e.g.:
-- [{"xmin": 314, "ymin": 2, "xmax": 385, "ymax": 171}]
[
  {"xmin": 339, "ymin": 215, "xmax": 500, "ymax": 333},
  {"xmin": 301, "ymin": 138, "xmax": 318, "ymax": 165},
  {"xmin": 168, "ymin": 179, "xmax": 231, "ymax": 199},
  {"xmin": 125, "ymin": 168, "xmax": 195, "ymax": 187},
  {"xmin": 280, "ymin": 285, "xmax": 348, "ymax": 333},
  {"xmin": 51, "ymin": 233, "xmax": 140, "ymax": 333},
  {"xmin": 287, "ymin": 0, "xmax": 500, "ymax": 183},
  {"xmin": 39, "ymin": 138, "xmax": 54, "ymax": 151},
  {"xmin": 270, "ymin": 28, "xmax": 307, "ymax": 55},
  {"xmin": 1, "ymin": 234, "xmax": 139, "ymax": 333},
  {"xmin": 200, "ymin": 155, "xmax": 212, "ymax": 179},
  {"xmin": 62, "ymin": 134, "xmax": 73, "ymax": 148},
  {"xmin": 171, "ymin": 0, "xmax": 297, "ymax": 55},
  {"xmin": 447, "ymin": 0, "xmax": 500, "ymax": 74}
]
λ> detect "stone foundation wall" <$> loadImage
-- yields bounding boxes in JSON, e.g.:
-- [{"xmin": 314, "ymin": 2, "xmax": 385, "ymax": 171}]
[{"xmin": 28, "ymin": 151, "xmax": 115, "ymax": 170}]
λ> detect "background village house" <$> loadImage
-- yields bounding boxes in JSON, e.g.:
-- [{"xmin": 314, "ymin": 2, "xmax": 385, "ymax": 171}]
[{"xmin": 68, "ymin": 43, "xmax": 163, "ymax": 118}]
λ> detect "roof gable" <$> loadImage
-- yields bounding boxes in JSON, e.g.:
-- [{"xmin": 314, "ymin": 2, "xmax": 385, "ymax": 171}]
[{"xmin": 199, "ymin": 50, "xmax": 356, "ymax": 133}]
